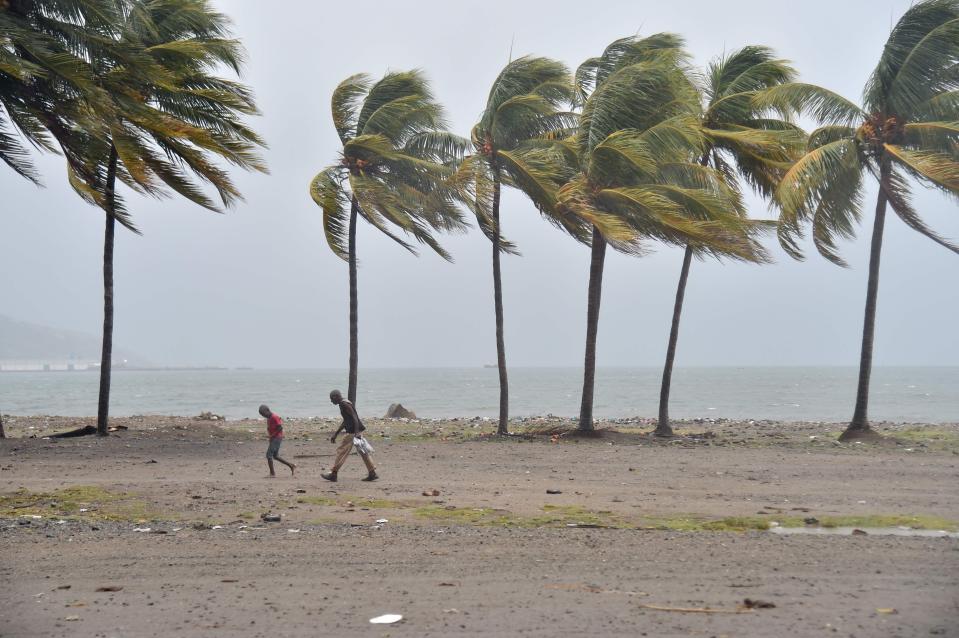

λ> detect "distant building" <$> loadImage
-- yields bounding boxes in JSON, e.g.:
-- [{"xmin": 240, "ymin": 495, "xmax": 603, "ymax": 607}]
[{"xmin": 0, "ymin": 359, "xmax": 98, "ymax": 372}]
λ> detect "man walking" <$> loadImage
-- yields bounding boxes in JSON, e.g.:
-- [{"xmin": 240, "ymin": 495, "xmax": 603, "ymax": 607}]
[{"xmin": 322, "ymin": 389, "xmax": 378, "ymax": 482}]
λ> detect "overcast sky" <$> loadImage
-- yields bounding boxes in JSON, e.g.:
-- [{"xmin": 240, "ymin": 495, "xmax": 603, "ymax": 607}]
[{"xmin": 1, "ymin": 0, "xmax": 957, "ymax": 369}]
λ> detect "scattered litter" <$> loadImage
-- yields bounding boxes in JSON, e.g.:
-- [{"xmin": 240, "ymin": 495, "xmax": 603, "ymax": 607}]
[
  {"xmin": 375, "ymin": 519, "xmax": 389, "ymax": 524},
  {"xmin": 132, "ymin": 527, "xmax": 152, "ymax": 533},
  {"xmin": 211, "ymin": 525, "xmax": 224, "ymax": 530},
  {"xmin": 64, "ymin": 615, "xmax": 81, "ymax": 622},
  {"xmin": 369, "ymin": 614, "xmax": 403, "ymax": 624},
  {"xmin": 221, "ymin": 579, "xmax": 238, "ymax": 583},
  {"xmin": 438, "ymin": 582, "xmax": 457, "ymax": 587},
  {"xmin": 151, "ymin": 529, "xmax": 168, "ymax": 535},
  {"xmin": 145, "ymin": 459, "xmax": 158, "ymax": 464},
  {"xmin": 79, "ymin": 509, "xmax": 89, "ymax": 513},
  {"xmin": 546, "ymin": 489, "xmax": 562, "ymax": 495},
  {"xmin": 295, "ymin": 489, "xmax": 306, "ymax": 494},
  {"xmin": 95, "ymin": 586, "xmax": 122, "ymax": 593},
  {"xmin": 877, "ymin": 608, "xmax": 898, "ymax": 615},
  {"xmin": 171, "ymin": 528, "xmax": 182, "ymax": 532},
  {"xmin": 261, "ymin": 513, "xmax": 282, "ymax": 522},
  {"xmin": 443, "ymin": 608, "xmax": 459, "ymax": 614},
  {"xmin": 56, "ymin": 585, "xmax": 71, "ymax": 590},
  {"xmin": 287, "ymin": 529, "xmax": 300, "ymax": 533},
  {"xmin": 741, "ymin": 598, "xmax": 775, "ymax": 609},
  {"xmin": 857, "ymin": 500, "xmax": 867, "ymax": 504},
  {"xmin": 851, "ymin": 528, "xmax": 868, "ymax": 536}
]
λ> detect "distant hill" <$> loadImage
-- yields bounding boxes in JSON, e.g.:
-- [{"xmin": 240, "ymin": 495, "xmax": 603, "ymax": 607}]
[{"xmin": 0, "ymin": 315, "xmax": 148, "ymax": 364}]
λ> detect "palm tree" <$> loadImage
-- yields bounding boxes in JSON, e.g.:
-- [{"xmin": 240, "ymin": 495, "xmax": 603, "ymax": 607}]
[
  {"xmin": 310, "ymin": 70, "xmax": 468, "ymax": 405},
  {"xmin": 654, "ymin": 46, "xmax": 805, "ymax": 437},
  {"xmin": 769, "ymin": 0, "xmax": 959, "ymax": 441},
  {"xmin": 455, "ymin": 56, "xmax": 575, "ymax": 435},
  {"xmin": 40, "ymin": 0, "xmax": 266, "ymax": 435},
  {"xmin": 542, "ymin": 35, "xmax": 767, "ymax": 432}
]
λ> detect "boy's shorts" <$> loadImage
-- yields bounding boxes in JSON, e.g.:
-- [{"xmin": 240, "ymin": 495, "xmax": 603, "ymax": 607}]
[{"xmin": 266, "ymin": 437, "xmax": 282, "ymax": 459}]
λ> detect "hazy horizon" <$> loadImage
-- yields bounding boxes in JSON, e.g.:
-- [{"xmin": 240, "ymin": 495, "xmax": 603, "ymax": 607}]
[{"xmin": 2, "ymin": 0, "xmax": 957, "ymax": 370}]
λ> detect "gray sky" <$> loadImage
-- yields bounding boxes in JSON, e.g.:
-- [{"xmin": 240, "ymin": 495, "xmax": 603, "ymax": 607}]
[{"xmin": 2, "ymin": 0, "xmax": 957, "ymax": 369}]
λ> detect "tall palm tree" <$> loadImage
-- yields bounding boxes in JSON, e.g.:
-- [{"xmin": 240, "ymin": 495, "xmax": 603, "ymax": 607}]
[
  {"xmin": 538, "ymin": 35, "xmax": 767, "ymax": 432},
  {"xmin": 311, "ymin": 70, "xmax": 467, "ymax": 405},
  {"xmin": 455, "ymin": 56, "xmax": 575, "ymax": 435},
  {"xmin": 654, "ymin": 46, "xmax": 805, "ymax": 437},
  {"xmin": 769, "ymin": 0, "xmax": 959, "ymax": 441},
  {"xmin": 43, "ymin": 0, "xmax": 266, "ymax": 435}
]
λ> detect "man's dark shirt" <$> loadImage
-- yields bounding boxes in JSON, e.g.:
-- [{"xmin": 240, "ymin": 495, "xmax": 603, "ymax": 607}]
[{"xmin": 339, "ymin": 400, "xmax": 366, "ymax": 434}]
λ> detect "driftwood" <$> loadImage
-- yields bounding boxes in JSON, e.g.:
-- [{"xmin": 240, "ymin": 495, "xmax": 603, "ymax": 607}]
[
  {"xmin": 48, "ymin": 424, "xmax": 128, "ymax": 438},
  {"xmin": 48, "ymin": 425, "xmax": 97, "ymax": 438},
  {"xmin": 638, "ymin": 603, "xmax": 753, "ymax": 614}
]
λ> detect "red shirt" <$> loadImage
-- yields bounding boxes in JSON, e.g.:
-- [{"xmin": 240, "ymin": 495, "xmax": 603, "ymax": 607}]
[{"xmin": 267, "ymin": 414, "xmax": 283, "ymax": 439}]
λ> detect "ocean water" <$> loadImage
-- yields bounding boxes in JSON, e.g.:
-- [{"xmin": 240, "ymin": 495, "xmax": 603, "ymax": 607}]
[{"xmin": 1, "ymin": 367, "xmax": 956, "ymax": 423}]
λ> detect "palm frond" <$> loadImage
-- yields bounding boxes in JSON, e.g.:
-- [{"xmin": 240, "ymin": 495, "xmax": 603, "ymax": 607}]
[
  {"xmin": 885, "ymin": 143, "xmax": 959, "ymax": 191},
  {"xmin": 865, "ymin": 0, "xmax": 959, "ymax": 116},
  {"xmin": 753, "ymin": 83, "xmax": 865, "ymax": 125},
  {"xmin": 881, "ymin": 165, "xmax": 959, "ymax": 253},
  {"xmin": 775, "ymin": 138, "xmax": 866, "ymax": 262}
]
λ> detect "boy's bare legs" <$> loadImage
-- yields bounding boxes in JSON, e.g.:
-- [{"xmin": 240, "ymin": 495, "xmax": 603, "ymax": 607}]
[
  {"xmin": 267, "ymin": 457, "xmax": 276, "ymax": 478},
  {"xmin": 274, "ymin": 455, "xmax": 296, "ymax": 476}
]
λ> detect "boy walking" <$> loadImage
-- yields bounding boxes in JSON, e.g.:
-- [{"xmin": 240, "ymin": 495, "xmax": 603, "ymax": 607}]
[
  {"xmin": 322, "ymin": 389, "xmax": 377, "ymax": 482},
  {"xmin": 259, "ymin": 404, "xmax": 296, "ymax": 477}
]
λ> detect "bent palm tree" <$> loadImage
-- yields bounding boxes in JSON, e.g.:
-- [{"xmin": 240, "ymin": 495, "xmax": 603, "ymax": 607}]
[
  {"xmin": 544, "ymin": 35, "xmax": 767, "ymax": 432},
  {"xmin": 311, "ymin": 70, "xmax": 467, "ymax": 404},
  {"xmin": 655, "ymin": 46, "xmax": 805, "ymax": 437},
  {"xmin": 456, "ymin": 56, "xmax": 574, "ymax": 435},
  {"xmin": 44, "ymin": 0, "xmax": 266, "ymax": 435},
  {"xmin": 769, "ymin": 0, "xmax": 959, "ymax": 440}
]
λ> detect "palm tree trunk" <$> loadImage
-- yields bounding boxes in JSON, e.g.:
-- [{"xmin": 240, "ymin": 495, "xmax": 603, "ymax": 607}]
[
  {"xmin": 96, "ymin": 146, "xmax": 119, "ymax": 437},
  {"xmin": 491, "ymin": 168, "xmax": 509, "ymax": 435},
  {"xmin": 578, "ymin": 227, "xmax": 607, "ymax": 432},
  {"xmin": 842, "ymin": 160, "xmax": 890, "ymax": 441},
  {"xmin": 347, "ymin": 196, "xmax": 359, "ymax": 405},
  {"xmin": 656, "ymin": 243, "xmax": 694, "ymax": 436}
]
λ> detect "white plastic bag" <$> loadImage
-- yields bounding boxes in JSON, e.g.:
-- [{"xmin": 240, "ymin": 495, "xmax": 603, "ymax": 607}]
[{"xmin": 353, "ymin": 436, "xmax": 374, "ymax": 455}]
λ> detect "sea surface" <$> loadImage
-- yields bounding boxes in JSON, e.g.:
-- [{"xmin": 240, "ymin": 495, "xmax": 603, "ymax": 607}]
[{"xmin": 1, "ymin": 367, "xmax": 956, "ymax": 423}]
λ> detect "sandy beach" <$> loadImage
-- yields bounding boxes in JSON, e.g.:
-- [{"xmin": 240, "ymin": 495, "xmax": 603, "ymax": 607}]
[{"xmin": 1, "ymin": 415, "xmax": 957, "ymax": 637}]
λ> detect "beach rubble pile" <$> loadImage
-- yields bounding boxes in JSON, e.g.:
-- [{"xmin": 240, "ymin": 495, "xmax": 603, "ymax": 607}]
[
  {"xmin": 195, "ymin": 411, "xmax": 225, "ymax": 421},
  {"xmin": 384, "ymin": 403, "xmax": 416, "ymax": 419}
]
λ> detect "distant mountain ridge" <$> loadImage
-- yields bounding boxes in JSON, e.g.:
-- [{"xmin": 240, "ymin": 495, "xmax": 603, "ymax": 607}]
[{"xmin": 0, "ymin": 315, "xmax": 147, "ymax": 364}]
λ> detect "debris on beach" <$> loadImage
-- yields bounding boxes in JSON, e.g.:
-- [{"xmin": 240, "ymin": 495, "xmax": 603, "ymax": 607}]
[
  {"xmin": 195, "ymin": 412, "xmax": 225, "ymax": 421},
  {"xmin": 261, "ymin": 513, "xmax": 281, "ymax": 523},
  {"xmin": 385, "ymin": 403, "xmax": 416, "ymax": 419},
  {"xmin": 546, "ymin": 489, "xmax": 563, "ymax": 495},
  {"xmin": 369, "ymin": 613, "xmax": 403, "ymax": 624},
  {"xmin": 422, "ymin": 489, "xmax": 440, "ymax": 496}
]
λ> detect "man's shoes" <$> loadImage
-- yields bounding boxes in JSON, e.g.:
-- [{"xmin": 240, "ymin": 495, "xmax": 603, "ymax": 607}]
[
  {"xmin": 361, "ymin": 472, "xmax": 379, "ymax": 482},
  {"xmin": 321, "ymin": 472, "xmax": 337, "ymax": 482}
]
